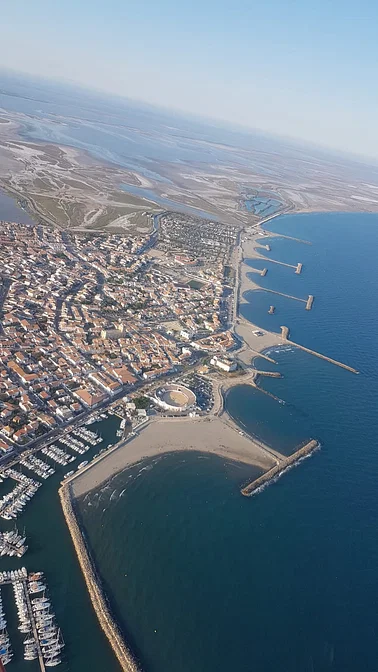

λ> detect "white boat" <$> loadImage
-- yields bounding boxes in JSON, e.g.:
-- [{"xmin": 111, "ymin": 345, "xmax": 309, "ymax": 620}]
[{"xmin": 45, "ymin": 659, "xmax": 61, "ymax": 667}]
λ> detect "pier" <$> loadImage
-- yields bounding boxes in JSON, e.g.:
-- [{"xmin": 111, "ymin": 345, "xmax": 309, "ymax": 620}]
[
  {"xmin": 259, "ymin": 287, "xmax": 307, "ymax": 303},
  {"xmin": 259, "ymin": 256, "xmax": 297, "ymax": 269},
  {"xmin": 279, "ymin": 326, "xmax": 359, "ymax": 373},
  {"xmin": 291, "ymin": 340, "xmax": 358, "ymax": 373},
  {"xmin": 253, "ymin": 370, "xmax": 282, "ymax": 378},
  {"xmin": 241, "ymin": 439, "xmax": 319, "ymax": 496},
  {"xmin": 0, "ymin": 567, "xmax": 62, "ymax": 670},
  {"xmin": 59, "ymin": 484, "xmax": 140, "ymax": 672},
  {"xmin": 0, "ymin": 530, "xmax": 28, "ymax": 558},
  {"xmin": 252, "ymin": 240, "xmax": 304, "ymax": 275},
  {"xmin": 263, "ymin": 232, "xmax": 312, "ymax": 246},
  {"xmin": 246, "ymin": 266, "xmax": 268, "ymax": 277},
  {"xmin": 22, "ymin": 580, "xmax": 46, "ymax": 672},
  {"xmin": 256, "ymin": 253, "xmax": 304, "ymax": 274},
  {"xmin": 306, "ymin": 294, "xmax": 314, "ymax": 310}
]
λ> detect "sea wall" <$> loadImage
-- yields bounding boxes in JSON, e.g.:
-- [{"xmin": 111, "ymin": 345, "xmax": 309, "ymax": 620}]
[
  {"xmin": 241, "ymin": 439, "xmax": 319, "ymax": 496},
  {"xmin": 59, "ymin": 484, "xmax": 141, "ymax": 672}
]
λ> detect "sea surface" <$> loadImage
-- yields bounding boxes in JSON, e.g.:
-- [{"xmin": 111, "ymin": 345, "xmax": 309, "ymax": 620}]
[{"xmin": 77, "ymin": 212, "xmax": 378, "ymax": 672}]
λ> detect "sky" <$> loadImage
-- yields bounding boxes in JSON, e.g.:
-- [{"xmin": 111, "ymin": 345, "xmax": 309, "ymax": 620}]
[{"xmin": 1, "ymin": 0, "xmax": 378, "ymax": 158}]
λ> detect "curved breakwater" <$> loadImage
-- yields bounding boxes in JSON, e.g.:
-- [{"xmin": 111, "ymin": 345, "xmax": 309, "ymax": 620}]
[{"xmin": 59, "ymin": 483, "xmax": 141, "ymax": 672}]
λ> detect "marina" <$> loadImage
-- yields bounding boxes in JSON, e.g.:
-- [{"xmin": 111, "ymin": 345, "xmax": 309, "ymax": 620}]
[
  {"xmin": 19, "ymin": 456, "xmax": 55, "ymax": 481},
  {"xmin": 0, "ymin": 413, "xmax": 123, "ymax": 671},
  {"xmin": 0, "ymin": 472, "xmax": 41, "ymax": 521},
  {"xmin": 0, "ymin": 413, "xmax": 123, "ymax": 672},
  {"xmin": 40, "ymin": 445, "xmax": 75, "ymax": 467},
  {"xmin": 0, "ymin": 568, "xmax": 64, "ymax": 669},
  {"xmin": 0, "ymin": 425, "xmax": 104, "ymax": 522},
  {"xmin": 0, "ymin": 530, "xmax": 27, "ymax": 558},
  {"xmin": 0, "ymin": 583, "xmax": 12, "ymax": 665}
]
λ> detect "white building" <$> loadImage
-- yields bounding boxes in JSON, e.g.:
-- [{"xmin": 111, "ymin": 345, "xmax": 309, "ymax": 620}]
[{"xmin": 210, "ymin": 356, "xmax": 237, "ymax": 373}]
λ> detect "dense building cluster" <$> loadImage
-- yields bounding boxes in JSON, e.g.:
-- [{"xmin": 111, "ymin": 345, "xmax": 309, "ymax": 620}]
[
  {"xmin": 0, "ymin": 219, "xmax": 235, "ymax": 451},
  {"xmin": 157, "ymin": 212, "xmax": 238, "ymax": 268}
]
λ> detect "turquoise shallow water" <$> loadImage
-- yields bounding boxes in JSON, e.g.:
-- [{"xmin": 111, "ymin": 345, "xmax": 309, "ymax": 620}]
[{"xmin": 78, "ymin": 212, "xmax": 378, "ymax": 672}]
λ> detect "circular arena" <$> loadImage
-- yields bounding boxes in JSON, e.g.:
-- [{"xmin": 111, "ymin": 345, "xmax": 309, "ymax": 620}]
[{"xmin": 153, "ymin": 383, "xmax": 196, "ymax": 413}]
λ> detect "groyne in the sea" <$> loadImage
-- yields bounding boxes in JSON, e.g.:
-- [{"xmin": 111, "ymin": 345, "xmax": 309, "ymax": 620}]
[
  {"xmin": 305, "ymin": 294, "xmax": 314, "ymax": 310},
  {"xmin": 260, "ymin": 287, "xmax": 306, "ymax": 303},
  {"xmin": 251, "ymin": 242, "xmax": 303, "ymax": 275},
  {"xmin": 241, "ymin": 439, "xmax": 319, "ymax": 497},
  {"xmin": 279, "ymin": 326, "xmax": 359, "ymax": 374},
  {"xmin": 59, "ymin": 484, "xmax": 141, "ymax": 672}
]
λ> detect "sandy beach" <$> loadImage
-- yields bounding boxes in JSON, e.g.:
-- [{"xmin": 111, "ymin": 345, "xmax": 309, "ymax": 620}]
[
  {"xmin": 71, "ymin": 416, "xmax": 278, "ymax": 497},
  {"xmin": 69, "ymin": 228, "xmax": 288, "ymax": 500},
  {"xmin": 233, "ymin": 232, "xmax": 285, "ymax": 360}
]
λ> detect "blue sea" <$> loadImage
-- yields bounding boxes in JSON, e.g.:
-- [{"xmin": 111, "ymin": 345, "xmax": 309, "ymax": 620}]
[{"xmin": 79, "ymin": 212, "xmax": 378, "ymax": 672}]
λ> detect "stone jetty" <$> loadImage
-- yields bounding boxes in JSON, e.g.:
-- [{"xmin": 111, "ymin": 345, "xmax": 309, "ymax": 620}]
[
  {"xmin": 59, "ymin": 484, "xmax": 141, "ymax": 672},
  {"xmin": 241, "ymin": 439, "xmax": 320, "ymax": 497}
]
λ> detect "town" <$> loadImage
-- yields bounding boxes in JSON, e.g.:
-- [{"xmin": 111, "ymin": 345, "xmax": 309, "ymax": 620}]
[{"xmin": 0, "ymin": 214, "xmax": 239, "ymax": 458}]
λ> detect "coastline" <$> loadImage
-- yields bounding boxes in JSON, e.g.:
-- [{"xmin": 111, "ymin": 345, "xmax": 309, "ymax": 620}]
[
  {"xmin": 65, "ymin": 213, "xmax": 309, "ymax": 501},
  {"xmin": 58, "ymin": 210, "xmax": 378, "ymax": 672},
  {"xmin": 57, "ymin": 211, "xmax": 320, "ymax": 671},
  {"xmin": 59, "ymin": 484, "xmax": 141, "ymax": 672},
  {"xmin": 68, "ymin": 416, "xmax": 279, "ymax": 498},
  {"xmin": 234, "ymin": 231, "xmax": 285, "ymax": 360},
  {"xmin": 235, "ymin": 224, "xmax": 359, "ymax": 374}
]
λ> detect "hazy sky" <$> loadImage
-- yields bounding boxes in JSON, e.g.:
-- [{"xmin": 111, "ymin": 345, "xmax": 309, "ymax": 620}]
[{"xmin": 1, "ymin": 0, "xmax": 378, "ymax": 158}]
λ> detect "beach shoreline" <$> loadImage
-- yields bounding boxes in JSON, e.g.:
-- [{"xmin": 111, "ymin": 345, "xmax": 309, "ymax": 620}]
[
  {"xmin": 58, "ymin": 212, "xmax": 324, "ymax": 672},
  {"xmin": 67, "ymin": 218, "xmax": 290, "ymax": 500},
  {"xmin": 69, "ymin": 415, "xmax": 280, "ymax": 498},
  {"xmin": 233, "ymin": 228, "xmax": 286, "ymax": 361}
]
